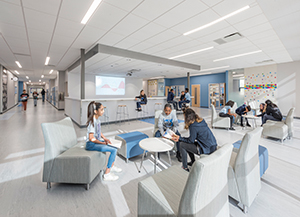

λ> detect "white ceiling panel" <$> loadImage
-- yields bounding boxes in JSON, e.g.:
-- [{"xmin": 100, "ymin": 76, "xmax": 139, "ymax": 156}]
[
  {"xmin": 111, "ymin": 14, "xmax": 149, "ymax": 38},
  {"xmin": 129, "ymin": 22, "xmax": 166, "ymax": 42},
  {"xmin": 51, "ymin": 34, "xmax": 75, "ymax": 48},
  {"xmin": 10, "ymin": 45, "xmax": 30, "ymax": 56},
  {"xmin": 257, "ymin": 0, "xmax": 300, "ymax": 21},
  {"xmin": 143, "ymin": 29, "xmax": 181, "ymax": 47},
  {"xmin": 87, "ymin": 2, "xmax": 128, "ymax": 32},
  {"xmin": 240, "ymin": 22, "xmax": 273, "ymax": 37},
  {"xmin": 14, "ymin": 54, "xmax": 32, "ymax": 70},
  {"xmin": 5, "ymin": 37, "xmax": 29, "ymax": 53},
  {"xmin": 0, "ymin": 1, "xmax": 24, "ymax": 27},
  {"xmin": 104, "ymin": 0, "xmax": 143, "ymax": 12},
  {"xmin": 22, "ymin": 0, "xmax": 61, "ymax": 16},
  {"xmin": 154, "ymin": 0, "xmax": 209, "ymax": 28},
  {"xmin": 198, "ymin": 26, "xmax": 237, "ymax": 43},
  {"xmin": 114, "ymin": 36, "xmax": 143, "ymax": 49},
  {"xmin": 27, "ymin": 28, "xmax": 51, "ymax": 44},
  {"xmin": 24, "ymin": 8, "xmax": 56, "ymax": 33},
  {"xmin": 55, "ymin": 18, "xmax": 84, "ymax": 39},
  {"xmin": 0, "ymin": 23, "xmax": 27, "ymax": 41},
  {"xmin": 234, "ymin": 14, "xmax": 269, "ymax": 32},
  {"xmin": 132, "ymin": 0, "xmax": 184, "ymax": 21},
  {"xmin": 59, "ymin": 0, "xmax": 94, "ymax": 23},
  {"xmin": 201, "ymin": 0, "xmax": 223, "ymax": 7},
  {"xmin": 98, "ymin": 31, "xmax": 127, "ymax": 46},
  {"xmin": 225, "ymin": 4, "xmax": 263, "ymax": 25}
]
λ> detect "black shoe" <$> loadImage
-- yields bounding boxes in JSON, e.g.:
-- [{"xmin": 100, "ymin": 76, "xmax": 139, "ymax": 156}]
[
  {"xmin": 176, "ymin": 151, "xmax": 182, "ymax": 162},
  {"xmin": 241, "ymin": 124, "xmax": 244, "ymax": 127},
  {"xmin": 229, "ymin": 127, "xmax": 235, "ymax": 131},
  {"xmin": 187, "ymin": 161, "xmax": 194, "ymax": 166},
  {"xmin": 246, "ymin": 123, "xmax": 251, "ymax": 127},
  {"xmin": 136, "ymin": 109, "xmax": 142, "ymax": 112},
  {"xmin": 182, "ymin": 167, "xmax": 190, "ymax": 172}
]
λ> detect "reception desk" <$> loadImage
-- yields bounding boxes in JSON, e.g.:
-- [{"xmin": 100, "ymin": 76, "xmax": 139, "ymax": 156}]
[{"xmin": 65, "ymin": 97, "xmax": 168, "ymax": 127}]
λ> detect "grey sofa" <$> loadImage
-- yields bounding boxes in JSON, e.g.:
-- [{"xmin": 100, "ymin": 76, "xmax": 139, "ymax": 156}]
[
  {"xmin": 41, "ymin": 117, "xmax": 106, "ymax": 190},
  {"xmin": 262, "ymin": 107, "xmax": 295, "ymax": 142},
  {"xmin": 138, "ymin": 144, "xmax": 233, "ymax": 217},
  {"xmin": 228, "ymin": 127, "xmax": 263, "ymax": 213}
]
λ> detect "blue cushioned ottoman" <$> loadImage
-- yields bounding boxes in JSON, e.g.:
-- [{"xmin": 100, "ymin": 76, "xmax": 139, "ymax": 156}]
[
  {"xmin": 233, "ymin": 140, "xmax": 269, "ymax": 177},
  {"xmin": 115, "ymin": 131, "xmax": 149, "ymax": 163}
]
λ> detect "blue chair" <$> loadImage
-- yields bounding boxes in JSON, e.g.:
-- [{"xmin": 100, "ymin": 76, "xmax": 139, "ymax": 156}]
[
  {"xmin": 233, "ymin": 140, "xmax": 269, "ymax": 177},
  {"xmin": 115, "ymin": 131, "xmax": 148, "ymax": 163}
]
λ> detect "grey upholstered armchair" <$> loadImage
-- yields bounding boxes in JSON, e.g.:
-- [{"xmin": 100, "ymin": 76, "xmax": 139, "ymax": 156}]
[
  {"xmin": 211, "ymin": 104, "xmax": 231, "ymax": 129},
  {"xmin": 138, "ymin": 144, "xmax": 233, "ymax": 217},
  {"xmin": 262, "ymin": 107, "xmax": 295, "ymax": 142},
  {"xmin": 228, "ymin": 127, "xmax": 263, "ymax": 213}
]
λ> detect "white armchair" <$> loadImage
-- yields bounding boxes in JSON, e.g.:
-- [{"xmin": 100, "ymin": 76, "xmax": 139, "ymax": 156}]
[
  {"xmin": 211, "ymin": 104, "xmax": 231, "ymax": 129},
  {"xmin": 262, "ymin": 108, "xmax": 295, "ymax": 142},
  {"xmin": 138, "ymin": 144, "xmax": 233, "ymax": 217},
  {"xmin": 228, "ymin": 127, "xmax": 263, "ymax": 213}
]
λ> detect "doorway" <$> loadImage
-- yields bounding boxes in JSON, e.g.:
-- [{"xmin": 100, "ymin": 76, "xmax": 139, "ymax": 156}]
[{"xmin": 191, "ymin": 84, "xmax": 200, "ymax": 107}]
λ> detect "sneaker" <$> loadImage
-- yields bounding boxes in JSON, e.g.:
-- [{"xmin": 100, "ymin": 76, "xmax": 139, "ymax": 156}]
[
  {"xmin": 103, "ymin": 172, "xmax": 119, "ymax": 181},
  {"xmin": 187, "ymin": 161, "xmax": 194, "ymax": 166},
  {"xmin": 111, "ymin": 165, "xmax": 122, "ymax": 173},
  {"xmin": 229, "ymin": 127, "xmax": 235, "ymax": 131}
]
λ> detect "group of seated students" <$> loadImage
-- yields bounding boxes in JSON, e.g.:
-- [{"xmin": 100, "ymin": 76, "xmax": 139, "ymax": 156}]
[
  {"xmin": 219, "ymin": 99, "xmax": 283, "ymax": 130},
  {"xmin": 85, "ymin": 100, "xmax": 218, "ymax": 179},
  {"xmin": 167, "ymin": 88, "xmax": 191, "ymax": 111}
]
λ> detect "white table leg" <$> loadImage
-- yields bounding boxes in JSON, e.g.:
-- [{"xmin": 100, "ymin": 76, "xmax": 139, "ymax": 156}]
[
  {"xmin": 167, "ymin": 151, "xmax": 172, "ymax": 166},
  {"xmin": 139, "ymin": 150, "xmax": 146, "ymax": 173},
  {"xmin": 154, "ymin": 152, "xmax": 157, "ymax": 174}
]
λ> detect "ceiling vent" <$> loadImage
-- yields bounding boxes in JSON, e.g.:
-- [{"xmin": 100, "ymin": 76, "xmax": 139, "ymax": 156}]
[
  {"xmin": 214, "ymin": 32, "xmax": 243, "ymax": 45},
  {"xmin": 255, "ymin": 59, "xmax": 274, "ymax": 64}
]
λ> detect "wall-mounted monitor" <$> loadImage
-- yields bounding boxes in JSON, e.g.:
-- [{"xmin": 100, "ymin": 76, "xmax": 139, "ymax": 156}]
[{"xmin": 96, "ymin": 76, "xmax": 125, "ymax": 95}]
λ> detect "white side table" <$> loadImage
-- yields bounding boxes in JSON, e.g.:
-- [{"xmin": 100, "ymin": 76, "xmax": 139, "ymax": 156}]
[
  {"xmin": 242, "ymin": 114, "xmax": 260, "ymax": 128},
  {"xmin": 139, "ymin": 138, "xmax": 174, "ymax": 174}
]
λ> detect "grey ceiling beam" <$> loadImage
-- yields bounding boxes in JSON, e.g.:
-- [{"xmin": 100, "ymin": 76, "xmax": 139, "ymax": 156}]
[
  {"xmin": 97, "ymin": 44, "xmax": 200, "ymax": 71},
  {"xmin": 66, "ymin": 43, "xmax": 201, "ymax": 72}
]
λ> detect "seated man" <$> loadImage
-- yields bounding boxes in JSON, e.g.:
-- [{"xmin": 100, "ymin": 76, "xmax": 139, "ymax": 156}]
[
  {"xmin": 235, "ymin": 104, "xmax": 251, "ymax": 127},
  {"xmin": 179, "ymin": 88, "xmax": 190, "ymax": 109},
  {"xmin": 155, "ymin": 104, "xmax": 181, "ymax": 162},
  {"xmin": 167, "ymin": 89, "xmax": 178, "ymax": 110},
  {"xmin": 219, "ymin": 100, "xmax": 236, "ymax": 130}
]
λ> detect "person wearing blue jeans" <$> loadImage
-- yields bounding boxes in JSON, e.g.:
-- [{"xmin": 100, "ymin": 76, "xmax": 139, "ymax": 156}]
[
  {"xmin": 135, "ymin": 90, "xmax": 147, "ymax": 112},
  {"xmin": 86, "ymin": 101, "xmax": 122, "ymax": 181},
  {"xmin": 179, "ymin": 88, "xmax": 191, "ymax": 109}
]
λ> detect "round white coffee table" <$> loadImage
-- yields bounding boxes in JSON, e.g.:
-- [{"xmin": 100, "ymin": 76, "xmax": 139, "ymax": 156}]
[
  {"xmin": 242, "ymin": 114, "xmax": 260, "ymax": 128},
  {"xmin": 139, "ymin": 138, "xmax": 174, "ymax": 173}
]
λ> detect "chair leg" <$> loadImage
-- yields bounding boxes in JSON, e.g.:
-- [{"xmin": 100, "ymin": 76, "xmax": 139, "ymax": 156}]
[
  {"xmin": 47, "ymin": 182, "xmax": 51, "ymax": 189},
  {"xmin": 86, "ymin": 184, "xmax": 89, "ymax": 190},
  {"xmin": 243, "ymin": 205, "xmax": 248, "ymax": 213}
]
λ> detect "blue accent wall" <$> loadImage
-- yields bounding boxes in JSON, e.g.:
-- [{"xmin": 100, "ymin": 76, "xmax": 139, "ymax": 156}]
[
  {"xmin": 18, "ymin": 81, "xmax": 23, "ymax": 102},
  {"xmin": 166, "ymin": 72, "xmax": 226, "ymax": 107}
]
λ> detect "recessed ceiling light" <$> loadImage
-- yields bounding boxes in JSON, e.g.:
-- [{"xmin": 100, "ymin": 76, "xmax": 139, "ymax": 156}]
[
  {"xmin": 81, "ymin": 0, "xmax": 103, "ymax": 24},
  {"xmin": 169, "ymin": 46, "xmax": 214, "ymax": 59},
  {"xmin": 14, "ymin": 70, "xmax": 19, "ymax": 74},
  {"xmin": 200, "ymin": 65, "xmax": 230, "ymax": 72},
  {"xmin": 29, "ymin": 80, "xmax": 31, "ymax": 82},
  {"xmin": 26, "ymin": 76, "xmax": 29, "ymax": 79},
  {"xmin": 184, "ymin": 5, "xmax": 250, "ymax": 36},
  {"xmin": 45, "ymin": 57, "xmax": 50, "ymax": 65},
  {"xmin": 3, "ymin": 69, "xmax": 6, "ymax": 73},
  {"xmin": 233, "ymin": 71, "xmax": 236, "ymax": 74},
  {"xmin": 41, "ymin": 75, "xmax": 44, "ymax": 78},
  {"xmin": 39, "ymin": 80, "xmax": 41, "ymax": 82},
  {"xmin": 213, "ymin": 50, "xmax": 262, "ymax": 62},
  {"xmin": 49, "ymin": 69, "xmax": 53, "ymax": 74},
  {"xmin": 15, "ymin": 61, "xmax": 22, "ymax": 68}
]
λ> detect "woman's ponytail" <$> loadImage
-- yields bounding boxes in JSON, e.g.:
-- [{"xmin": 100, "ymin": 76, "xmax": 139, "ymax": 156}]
[{"xmin": 86, "ymin": 101, "xmax": 102, "ymax": 126}]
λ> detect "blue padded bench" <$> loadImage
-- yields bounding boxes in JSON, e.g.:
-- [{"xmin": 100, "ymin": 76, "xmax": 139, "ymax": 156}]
[
  {"xmin": 115, "ymin": 131, "xmax": 149, "ymax": 163},
  {"xmin": 233, "ymin": 140, "xmax": 269, "ymax": 177}
]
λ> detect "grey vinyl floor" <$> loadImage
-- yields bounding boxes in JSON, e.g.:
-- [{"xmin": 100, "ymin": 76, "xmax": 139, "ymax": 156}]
[{"xmin": 0, "ymin": 100, "xmax": 300, "ymax": 217}]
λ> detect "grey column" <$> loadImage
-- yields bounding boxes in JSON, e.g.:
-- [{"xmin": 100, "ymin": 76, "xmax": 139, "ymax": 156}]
[
  {"xmin": 80, "ymin": 48, "xmax": 85, "ymax": 99},
  {"xmin": 0, "ymin": 64, "xmax": 3, "ymax": 113},
  {"xmin": 187, "ymin": 72, "xmax": 190, "ymax": 91}
]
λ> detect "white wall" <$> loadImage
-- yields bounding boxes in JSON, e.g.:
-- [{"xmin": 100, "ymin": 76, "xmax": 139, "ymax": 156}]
[
  {"xmin": 85, "ymin": 74, "xmax": 143, "ymax": 99},
  {"xmin": 68, "ymin": 72, "xmax": 80, "ymax": 99},
  {"xmin": 6, "ymin": 71, "xmax": 18, "ymax": 109},
  {"xmin": 277, "ymin": 61, "xmax": 300, "ymax": 117}
]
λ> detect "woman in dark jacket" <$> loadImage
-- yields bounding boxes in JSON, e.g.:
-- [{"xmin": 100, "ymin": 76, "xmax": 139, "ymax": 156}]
[
  {"xmin": 262, "ymin": 100, "xmax": 283, "ymax": 124},
  {"xmin": 171, "ymin": 108, "xmax": 217, "ymax": 172},
  {"xmin": 135, "ymin": 90, "xmax": 147, "ymax": 111}
]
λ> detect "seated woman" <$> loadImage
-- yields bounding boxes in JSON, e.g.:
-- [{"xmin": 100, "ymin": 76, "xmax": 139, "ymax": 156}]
[
  {"xmin": 155, "ymin": 103, "xmax": 181, "ymax": 162},
  {"xmin": 235, "ymin": 104, "xmax": 251, "ymax": 127},
  {"xmin": 171, "ymin": 108, "xmax": 217, "ymax": 172},
  {"xmin": 261, "ymin": 100, "xmax": 283, "ymax": 125},
  {"xmin": 135, "ymin": 90, "xmax": 147, "ymax": 112},
  {"xmin": 255, "ymin": 103, "xmax": 265, "ymax": 123},
  {"xmin": 219, "ymin": 100, "xmax": 236, "ymax": 130}
]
